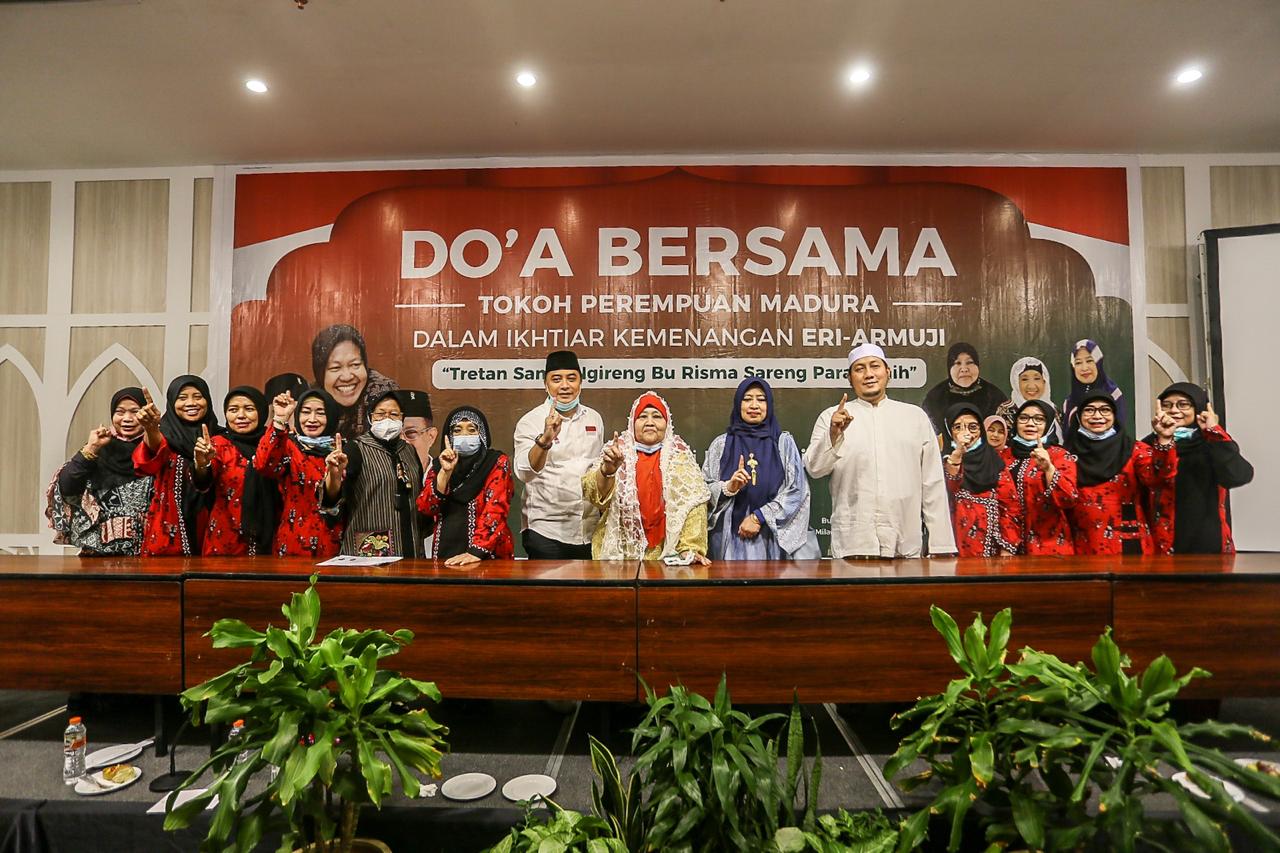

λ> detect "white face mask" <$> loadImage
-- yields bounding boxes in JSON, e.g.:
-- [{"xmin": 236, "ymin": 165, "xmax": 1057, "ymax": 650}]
[
  {"xmin": 370, "ymin": 419, "xmax": 403, "ymax": 441},
  {"xmin": 451, "ymin": 434, "xmax": 483, "ymax": 456},
  {"xmin": 550, "ymin": 395, "xmax": 581, "ymax": 414}
]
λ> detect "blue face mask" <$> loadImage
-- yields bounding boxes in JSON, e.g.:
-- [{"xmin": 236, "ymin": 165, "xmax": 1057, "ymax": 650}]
[
  {"xmin": 451, "ymin": 434, "xmax": 483, "ymax": 456},
  {"xmin": 1077, "ymin": 426, "xmax": 1117, "ymax": 441},
  {"xmin": 953, "ymin": 437, "xmax": 984, "ymax": 453},
  {"xmin": 550, "ymin": 395, "xmax": 580, "ymax": 414},
  {"xmin": 1174, "ymin": 426, "xmax": 1198, "ymax": 441},
  {"xmin": 635, "ymin": 441, "xmax": 663, "ymax": 455},
  {"xmin": 296, "ymin": 434, "xmax": 334, "ymax": 453},
  {"xmin": 1010, "ymin": 434, "xmax": 1038, "ymax": 448}
]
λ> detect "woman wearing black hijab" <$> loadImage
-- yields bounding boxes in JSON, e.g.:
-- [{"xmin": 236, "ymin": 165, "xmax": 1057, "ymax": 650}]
[
  {"xmin": 191, "ymin": 386, "xmax": 279, "ymax": 556},
  {"xmin": 46, "ymin": 387, "xmax": 154, "ymax": 555},
  {"xmin": 1006, "ymin": 399, "xmax": 1079, "ymax": 555},
  {"xmin": 1065, "ymin": 392, "xmax": 1177, "ymax": 555},
  {"xmin": 418, "ymin": 405, "xmax": 515, "ymax": 565},
  {"xmin": 941, "ymin": 403, "xmax": 1021, "ymax": 556},
  {"xmin": 255, "ymin": 386, "xmax": 346, "ymax": 558},
  {"xmin": 922, "ymin": 342, "xmax": 1009, "ymax": 436},
  {"xmin": 323, "ymin": 389, "xmax": 427, "ymax": 557},
  {"xmin": 134, "ymin": 375, "xmax": 222, "ymax": 555},
  {"xmin": 1144, "ymin": 382, "xmax": 1254, "ymax": 554}
]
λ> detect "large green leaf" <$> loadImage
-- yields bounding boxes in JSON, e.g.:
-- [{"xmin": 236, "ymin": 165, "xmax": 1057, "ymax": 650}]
[
  {"xmin": 355, "ymin": 731, "xmax": 391, "ymax": 807},
  {"xmin": 987, "ymin": 608, "xmax": 1012, "ymax": 668},
  {"xmin": 1009, "ymin": 787, "xmax": 1045, "ymax": 850},
  {"xmin": 961, "ymin": 614, "xmax": 989, "ymax": 678},
  {"xmin": 207, "ymin": 618, "xmax": 266, "ymax": 649},
  {"xmin": 969, "ymin": 732, "xmax": 994, "ymax": 787},
  {"xmin": 930, "ymin": 606, "xmax": 967, "ymax": 671}
]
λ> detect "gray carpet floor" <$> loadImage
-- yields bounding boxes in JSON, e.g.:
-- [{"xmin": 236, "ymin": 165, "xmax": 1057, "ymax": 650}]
[{"xmin": 2, "ymin": 690, "xmax": 1278, "ymax": 842}]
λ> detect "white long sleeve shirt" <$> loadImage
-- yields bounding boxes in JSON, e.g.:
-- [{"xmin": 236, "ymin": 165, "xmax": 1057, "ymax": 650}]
[
  {"xmin": 804, "ymin": 396, "xmax": 957, "ymax": 558},
  {"xmin": 513, "ymin": 400, "xmax": 605, "ymax": 545}
]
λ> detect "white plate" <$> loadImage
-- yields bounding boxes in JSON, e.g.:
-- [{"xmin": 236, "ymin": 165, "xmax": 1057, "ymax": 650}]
[
  {"xmin": 86, "ymin": 739, "xmax": 152, "ymax": 770},
  {"xmin": 74, "ymin": 765, "xmax": 143, "ymax": 796},
  {"xmin": 440, "ymin": 772, "xmax": 496, "ymax": 801},
  {"xmin": 502, "ymin": 773, "xmax": 557, "ymax": 802},
  {"xmin": 1172, "ymin": 770, "xmax": 1245, "ymax": 803}
]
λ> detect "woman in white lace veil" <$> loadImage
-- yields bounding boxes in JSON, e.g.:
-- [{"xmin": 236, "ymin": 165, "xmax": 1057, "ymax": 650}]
[
  {"xmin": 995, "ymin": 356, "xmax": 1063, "ymax": 444},
  {"xmin": 582, "ymin": 392, "xmax": 710, "ymax": 562}
]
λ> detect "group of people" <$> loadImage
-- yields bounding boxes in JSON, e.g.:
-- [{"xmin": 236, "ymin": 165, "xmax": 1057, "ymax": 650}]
[{"xmin": 45, "ymin": 338, "xmax": 1254, "ymax": 565}]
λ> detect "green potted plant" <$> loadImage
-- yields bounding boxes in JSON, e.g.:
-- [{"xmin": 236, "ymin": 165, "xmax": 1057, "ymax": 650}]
[
  {"xmin": 885, "ymin": 606, "xmax": 1280, "ymax": 852},
  {"xmin": 163, "ymin": 574, "xmax": 449, "ymax": 853},
  {"xmin": 489, "ymin": 676, "xmax": 826, "ymax": 852}
]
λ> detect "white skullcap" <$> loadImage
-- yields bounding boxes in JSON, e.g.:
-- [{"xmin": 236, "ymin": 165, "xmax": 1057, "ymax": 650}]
[{"xmin": 847, "ymin": 343, "xmax": 887, "ymax": 365}]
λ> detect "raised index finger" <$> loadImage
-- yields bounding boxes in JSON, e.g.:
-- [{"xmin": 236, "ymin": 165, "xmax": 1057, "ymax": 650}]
[
  {"xmin": 142, "ymin": 387, "xmax": 154, "ymax": 405},
  {"xmin": 201, "ymin": 423, "xmax": 211, "ymax": 441},
  {"xmin": 335, "ymin": 433, "xmax": 342, "ymax": 452},
  {"xmin": 738, "ymin": 455, "xmax": 745, "ymax": 470},
  {"xmin": 838, "ymin": 393, "xmax": 848, "ymax": 410}
]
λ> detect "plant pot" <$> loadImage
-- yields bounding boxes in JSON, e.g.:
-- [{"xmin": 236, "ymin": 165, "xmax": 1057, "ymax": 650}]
[{"xmin": 293, "ymin": 839, "xmax": 392, "ymax": 853}]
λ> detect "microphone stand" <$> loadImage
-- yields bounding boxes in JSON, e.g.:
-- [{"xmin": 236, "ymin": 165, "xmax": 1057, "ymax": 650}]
[{"xmin": 148, "ymin": 717, "xmax": 195, "ymax": 793}]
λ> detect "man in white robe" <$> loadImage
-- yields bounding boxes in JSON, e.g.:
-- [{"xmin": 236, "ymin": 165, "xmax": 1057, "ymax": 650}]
[{"xmin": 804, "ymin": 343, "xmax": 957, "ymax": 558}]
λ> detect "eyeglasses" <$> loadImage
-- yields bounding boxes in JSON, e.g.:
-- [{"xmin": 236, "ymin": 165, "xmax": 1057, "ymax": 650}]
[
  {"xmin": 1159, "ymin": 400, "xmax": 1195, "ymax": 412},
  {"xmin": 1016, "ymin": 414, "xmax": 1047, "ymax": 425},
  {"xmin": 370, "ymin": 411, "xmax": 403, "ymax": 422},
  {"xmin": 402, "ymin": 428, "xmax": 422, "ymax": 441},
  {"xmin": 952, "ymin": 423, "xmax": 981, "ymax": 433},
  {"xmin": 1081, "ymin": 405, "xmax": 1113, "ymax": 417}
]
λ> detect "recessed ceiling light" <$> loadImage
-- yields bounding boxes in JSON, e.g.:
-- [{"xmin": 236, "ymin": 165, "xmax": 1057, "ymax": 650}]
[
  {"xmin": 846, "ymin": 64, "xmax": 873, "ymax": 87},
  {"xmin": 245, "ymin": 79, "xmax": 269, "ymax": 94},
  {"xmin": 1174, "ymin": 66, "xmax": 1203, "ymax": 85},
  {"xmin": 515, "ymin": 71, "xmax": 537, "ymax": 88}
]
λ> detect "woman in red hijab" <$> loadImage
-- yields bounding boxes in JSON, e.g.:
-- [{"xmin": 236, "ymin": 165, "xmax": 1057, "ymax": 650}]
[{"xmin": 583, "ymin": 392, "xmax": 710, "ymax": 562}]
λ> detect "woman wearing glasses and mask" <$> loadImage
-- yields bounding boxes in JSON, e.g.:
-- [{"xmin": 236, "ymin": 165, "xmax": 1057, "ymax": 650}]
[
  {"xmin": 1007, "ymin": 399, "xmax": 1079, "ymax": 555},
  {"xmin": 322, "ymin": 389, "xmax": 427, "ymax": 557},
  {"xmin": 417, "ymin": 406, "xmax": 514, "ymax": 565},
  {"xmin": 1065, "ymin": 393, "xmax": 1177, "ymax": 555},
  {"xmin": 1144, "ymin": 383, "xmax": 1254, "ymax": 554},
  {"xmin": 941, "ymin": 403, "xmax": 1021, "ymax": 557}
]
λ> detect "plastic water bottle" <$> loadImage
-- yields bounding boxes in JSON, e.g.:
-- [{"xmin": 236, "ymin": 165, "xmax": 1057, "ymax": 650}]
[
  {"xmin": 229, "ymin": 719, "xmax": 252, "ymax": 765},
  {"xmin": 62, "ymin": 716, "xmax": 87, "ymax": 784}
]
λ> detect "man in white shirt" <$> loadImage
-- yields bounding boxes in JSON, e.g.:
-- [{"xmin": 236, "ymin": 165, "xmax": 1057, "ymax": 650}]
[
  {"xmin": 513, "ymin": 350, "xmax": 605, "ymax": 558},
  {"xmin": 804, "ymin": 343, "xmax": 957, "ymax": 559}
]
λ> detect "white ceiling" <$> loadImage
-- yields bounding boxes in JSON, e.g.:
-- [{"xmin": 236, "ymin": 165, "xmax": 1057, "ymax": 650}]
[{"xmin": 2, "ymin": 0, "xmax": 1279, "ymax": 170}]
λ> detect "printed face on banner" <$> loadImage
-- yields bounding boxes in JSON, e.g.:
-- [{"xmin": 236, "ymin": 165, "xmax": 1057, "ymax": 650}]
[{"xmin": 230, "ymin": 165, "xmax": 1133, "ymax": 552}]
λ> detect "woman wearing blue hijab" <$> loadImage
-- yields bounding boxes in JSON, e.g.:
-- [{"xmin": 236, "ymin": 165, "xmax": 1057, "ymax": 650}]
[{"xmin": 702, "ymin": 378, "xmax": 818, "ymax": 560}]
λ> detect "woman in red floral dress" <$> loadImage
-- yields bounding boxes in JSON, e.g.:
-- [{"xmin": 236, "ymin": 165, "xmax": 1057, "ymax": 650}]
[
  {"xmin": 418, "ymin": 406, "xmax": 514, "ymax": 564},
  {"xmin": 191, "ymin": 387, "xmax": 279, "ymax": 556},
  {"xmin": 942, "ymin": 404, "xmax": 1021, "ymax": 557},
  {"xmin": 133, "ymin": 375, "xmax": 221, "ymax": 556},
  {"xmin": 255, "ymin": 387, "xmax": 345, "ymax": 558},
  {"xmin": 1007, "ymin": 399, "xmax": 1079, "ymax": 555},
  {"xmin": 1065, "ymin": 393, "xmax": 1178, "ymax": 555}
]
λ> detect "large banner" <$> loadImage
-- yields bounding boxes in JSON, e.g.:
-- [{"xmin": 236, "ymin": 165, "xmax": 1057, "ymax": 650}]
[{"xmin": 230, "ymin": 165, "xmax": 1133, "ymax": 554}]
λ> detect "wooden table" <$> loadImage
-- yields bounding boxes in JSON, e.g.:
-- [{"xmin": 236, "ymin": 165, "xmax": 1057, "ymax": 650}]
[
  {"xmin": 1109, "ymin": 554, "xmax": 1280, "ymax": 697},
  {"xmin": 182, "ymin": 558, "xmax": 639, "ymax": 701},
  {"xmin": 0, "ymin": 557, "xmax": 184, "ymax": 694},
  {"xmin": 0, "ymin": 554, "xmax": 1276, "ymax": 703},
  {"xmin": 636, "ymin": 555, "xmax": 1280, "ymax": 703}
]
